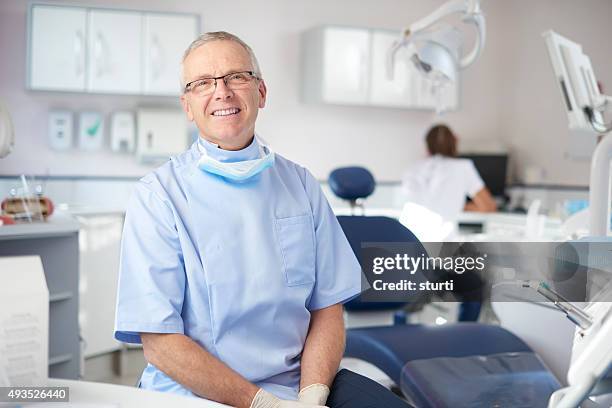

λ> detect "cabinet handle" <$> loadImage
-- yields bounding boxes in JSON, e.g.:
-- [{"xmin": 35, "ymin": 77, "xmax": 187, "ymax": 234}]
[
  {"xmin": 94, "ymin": 32, "xmax": 110, "ymax": 78},
  {"xmin": 74, "ymin": 30, "xmax": 84, "ymax": 78},
  {"xmin": 150, "ymin": 35, "xmax": 164, "ymax": 81},
  {"xmin": 360, "ymin": 52, "xmax": 369, "ymax": 94}
]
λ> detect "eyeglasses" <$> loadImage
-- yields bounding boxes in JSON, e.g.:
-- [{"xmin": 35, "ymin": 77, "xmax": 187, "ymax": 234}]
[{"xmin": 184, "ymin": 71, "xmax": 260, "ymax": 96}]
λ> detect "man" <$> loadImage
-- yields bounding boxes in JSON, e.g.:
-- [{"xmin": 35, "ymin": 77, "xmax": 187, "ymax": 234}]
[{"xmin": 115, "ymin": 31, "xmax": 410, "ymax": 408}]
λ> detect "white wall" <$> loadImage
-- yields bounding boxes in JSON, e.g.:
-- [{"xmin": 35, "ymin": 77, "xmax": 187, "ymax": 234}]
[{"xmin": 1, "ymin": 0, "xmax": 611, "ymax": 184}]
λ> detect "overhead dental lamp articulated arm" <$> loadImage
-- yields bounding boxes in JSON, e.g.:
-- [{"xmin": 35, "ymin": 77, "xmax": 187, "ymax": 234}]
[{"xmin": 387, "ymin": 0, "xmax": 485, "ymax": 80}]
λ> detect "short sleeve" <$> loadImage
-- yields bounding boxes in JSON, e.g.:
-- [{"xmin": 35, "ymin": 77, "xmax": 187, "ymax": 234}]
[
  {"xmin": 465, "ymin": 161, "xmax": 485, "ymax": 198},
  {"xmin": 300, "ymin": 168, "xmax": 362, "ymax": 311},
  {"xmin": 114, "ymin": 180, "xmax": 186, "ymax": 344}
]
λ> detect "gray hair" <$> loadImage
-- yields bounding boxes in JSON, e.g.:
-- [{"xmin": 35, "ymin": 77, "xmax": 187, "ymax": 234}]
[{"xmin": 180, "ymin": 31, "xmax": 262, "ymax": 89}]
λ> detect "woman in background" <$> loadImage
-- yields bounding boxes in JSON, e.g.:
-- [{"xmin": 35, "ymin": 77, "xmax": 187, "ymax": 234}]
[{"xmin": 402, "ymin": 124, "xmax": 496, "ymax": 221}]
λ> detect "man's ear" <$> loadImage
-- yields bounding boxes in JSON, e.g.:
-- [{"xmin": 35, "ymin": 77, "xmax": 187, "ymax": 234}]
[
  {"xmin": 180, "ymin": 94, "xmax": 194, "ymax": 121},
  {"xmin": 258, "ymin": 80, "xmax": 267, "ymax": 109}
]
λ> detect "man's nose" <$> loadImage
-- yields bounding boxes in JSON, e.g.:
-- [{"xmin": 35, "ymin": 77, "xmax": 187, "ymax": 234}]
[{"xmin": 213, "ymin": 79, "xmax": 233, "ymax": 100}]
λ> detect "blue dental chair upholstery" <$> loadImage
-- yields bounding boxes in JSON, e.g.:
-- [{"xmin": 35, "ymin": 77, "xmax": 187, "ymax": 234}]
[{"xmin": 330, "ymin": 166, "xmax": 561, "ymax": 407}]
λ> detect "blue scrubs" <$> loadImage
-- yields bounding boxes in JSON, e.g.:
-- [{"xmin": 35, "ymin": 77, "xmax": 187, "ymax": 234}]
[{"xmin": 114, "ymin": 137, "xmax": 362, "ymax": 400}]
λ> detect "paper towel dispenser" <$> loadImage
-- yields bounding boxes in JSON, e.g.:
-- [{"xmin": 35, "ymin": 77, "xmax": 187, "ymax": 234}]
[{"xmin": 136, "ymin": 108, "xmax": 188, "ymax": 163}]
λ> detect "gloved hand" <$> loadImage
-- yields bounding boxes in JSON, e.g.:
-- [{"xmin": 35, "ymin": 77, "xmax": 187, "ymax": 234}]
[
  {"xmin": 298, "ymin": 384, "xmax": 330, "ymax": 406},
  {"xmin": 250, "ymin": 388, "xmax": 328, "ymax": 408}
]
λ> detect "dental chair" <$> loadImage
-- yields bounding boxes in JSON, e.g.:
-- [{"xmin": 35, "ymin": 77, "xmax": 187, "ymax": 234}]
[{"xmin": 330, "ymin": 166, "xmax": 561, "ymax": 407}]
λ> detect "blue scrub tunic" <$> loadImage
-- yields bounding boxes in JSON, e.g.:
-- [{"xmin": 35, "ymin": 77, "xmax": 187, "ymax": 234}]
[{"xmin": 114, "ymin": 137, "xmax": 362, "ymax": 400}]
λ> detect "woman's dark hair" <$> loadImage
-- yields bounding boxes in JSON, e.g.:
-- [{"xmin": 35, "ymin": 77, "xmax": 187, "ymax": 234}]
[{"xmin": 425, "ymin": 124, "xmax": 457, "ymax": 157}]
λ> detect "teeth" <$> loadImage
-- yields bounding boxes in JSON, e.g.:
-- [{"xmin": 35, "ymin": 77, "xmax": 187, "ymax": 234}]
[{"xmin": 213, "ymin": 108, "xmax": 240, "ymax": 116}]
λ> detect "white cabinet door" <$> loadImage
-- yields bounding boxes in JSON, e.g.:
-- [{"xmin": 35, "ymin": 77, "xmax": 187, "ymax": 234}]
[
  {"xmin": 76, "ymin": 214, "xmax": 124, "ymax": 357},
  {"xmin": 143, "ymin": 14, "xmax": 199, "ymax": 96},
  {"xmin": 322, "ymin": 27, "xmax": 370, "ymax": 104},
  {"xmin": 87, "ymin": 10, "xmax": 142, "ymax": 94},
  {"xmin": 30, "ymin": 5, "xmax": 86, "ymax": 91},
  {"xmin": 370, "ymin": 30, "xmax": 422, "ymax": 108}
]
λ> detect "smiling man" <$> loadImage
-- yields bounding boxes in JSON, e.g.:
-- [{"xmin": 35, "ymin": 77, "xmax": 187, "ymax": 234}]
[
  {"xmin": 114, "ymin": 32, "xmax": 411, "ymax": 408},
  {"xmin": 181, "ymin": 38, "xmax": 264, "ymax": 150}
]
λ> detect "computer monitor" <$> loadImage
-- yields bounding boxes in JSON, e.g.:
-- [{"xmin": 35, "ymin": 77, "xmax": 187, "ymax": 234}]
[
  {"xmin": 459, "ymin": 154, "xmax": 508, "ymax": 198},
  {"xmin": 543, "ymin": 30, "xmax": 604, "ymax": 133}
]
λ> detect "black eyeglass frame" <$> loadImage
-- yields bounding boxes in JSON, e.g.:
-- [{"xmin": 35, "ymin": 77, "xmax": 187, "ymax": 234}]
[{"xmin": 183, "ymin": 71, "xmax": 261, "ymax": 94}]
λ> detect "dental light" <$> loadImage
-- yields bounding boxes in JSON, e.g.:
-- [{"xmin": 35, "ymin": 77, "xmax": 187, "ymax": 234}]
[
  {"xmin": 387, "ymin": 0, "xmax": 485, "ymax": 102},
  {"xmin": 0, "ymin": 101, "xmax": 15, "ymax": 158}
]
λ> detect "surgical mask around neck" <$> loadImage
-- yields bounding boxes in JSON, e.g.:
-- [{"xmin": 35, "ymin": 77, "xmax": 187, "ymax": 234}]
[{"xmin": 197, "ymin": 136, "xmax": 275, "ymax": 182}]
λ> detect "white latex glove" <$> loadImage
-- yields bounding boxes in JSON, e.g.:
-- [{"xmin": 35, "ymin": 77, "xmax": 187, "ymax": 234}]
[
  {"xmin": 298, "ymin": 384, "xmax": 330, "ymax": 406},
  {"xmin": 250, "ymin": 388, "xmax": 328, "ymax": 408}
]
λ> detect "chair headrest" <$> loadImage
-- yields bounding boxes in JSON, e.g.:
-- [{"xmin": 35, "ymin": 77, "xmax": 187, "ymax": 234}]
[{"xmin": 328, "ymin": 167, "xmax": 375, "ymax": 201}]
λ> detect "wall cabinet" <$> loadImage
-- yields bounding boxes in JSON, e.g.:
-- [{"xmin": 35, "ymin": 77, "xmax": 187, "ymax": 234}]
[
  {"xmin": 302, "ymin": 27, "xmax": 370, "ymax": 105},
  {"xmin": 144, "ymin": 14, "xmax": 198, "ymax": 95},
  {"xmin": 87, "ymin": 10, "xmax": 142, "ymax": 94},
  {"xmin": 30, "ymin": 5, "xmax": 86, "ymax": 91},
  {"xmin": 321, "ymin": 28, "xmax": 370, "ymax": 104},
  {"xmin": 302, "ymin": 26, "xmax": 459, "ymax": 111},
  {"xmin": 28, "ymin": 4, "xmax": 199, "ymax": 96}
]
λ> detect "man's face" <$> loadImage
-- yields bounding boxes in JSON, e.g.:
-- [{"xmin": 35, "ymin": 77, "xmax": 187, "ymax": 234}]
[{"xmin": 180, "ymin": 40, "xmax": 267, "ymax": 150}]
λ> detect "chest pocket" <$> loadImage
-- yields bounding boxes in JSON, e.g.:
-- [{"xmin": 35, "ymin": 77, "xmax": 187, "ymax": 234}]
[{"xmin": 274, "ymin": 214, "xmax": 316, "ymax": 286}]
